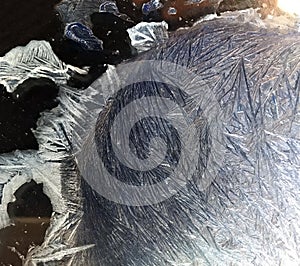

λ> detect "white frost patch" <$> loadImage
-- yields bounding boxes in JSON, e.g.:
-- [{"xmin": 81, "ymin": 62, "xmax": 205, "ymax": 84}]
[
  {"xmin": 0, "ymin": 40, "xmax": 70, "ymax": 93},
  {"xmin": 0, "ymin": 150, "xmax": 65, "ymax": 229},
  {"xmin": 127, "ymin": 21, "xmax": 169, "ymax": 53},
  {"xmin": 0, "ymin": 83, "xmax": 89, "ymax": 263}
]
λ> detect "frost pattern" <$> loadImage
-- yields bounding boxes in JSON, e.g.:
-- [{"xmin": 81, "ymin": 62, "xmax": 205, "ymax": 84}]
[
  {"xmin": 56, "ymin": 0, "xmax": 106, "ymax": 25},
  {"xmin": 0, "ymin": 85, "xmax": 92, "ymax": 263},
  {"xmin": 0, "ymin": 41, "xmax": 70, "ymax": 93},
  {"xmin": 73, "ymin": 13, "xmax": 300, "ymax": 265},
  {"xmin": 0, "ymin": 10, "xmax": 300, "ymax": 266},
  {"xmin": 127, "ymin": 21, "xmax": 169, "ymax": 53}
]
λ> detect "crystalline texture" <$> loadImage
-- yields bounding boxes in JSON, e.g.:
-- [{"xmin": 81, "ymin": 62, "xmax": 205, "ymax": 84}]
[
  {"xmin": 127, "ymin": 21, "xmax": 169, "ymax": 53},
  {"xmin": 73, "ymin": 12, "xmax": 300, "ymax": 265},
  {"xmin": 65, "ymin": 22, "xmax": 103, "ymax": 51},
  {"xmin": 0, "ymin": 41, "xmax": 70, "ymax": 93},
  {"xmin": 56, "ymin": 0, "xmax": 108, "ymax": 25},
  {"xmin": 99, "ymin": 1, "xmax": 119, "ymax": 14},
  {"xmin": 142, "ymin": 0, "xmax": 163, "ymax": 15},
  {"xmin": 0, "ymin": 9, "xmax": 300, "ymax": 266}
]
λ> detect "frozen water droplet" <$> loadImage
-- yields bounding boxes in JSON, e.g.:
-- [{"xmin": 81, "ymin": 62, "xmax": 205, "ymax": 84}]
[
  {"xmin": 142, "ymin": 0, "xmax": 163, "ymax": 15},
  {"xmin": 99, "ymin": 1, "xmax": 120, "ymax": 15},
  {"xmin": 167, "ymin": 7, "xmax": 177, "ymax": 15},
  {"xmin": 65, "ymin": 22, "xmax": 103, "ymax": 51}
]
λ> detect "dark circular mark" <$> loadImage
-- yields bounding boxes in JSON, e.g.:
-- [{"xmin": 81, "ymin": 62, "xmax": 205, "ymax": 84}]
[{"xmin": 95, "ymin": 81, "xmax": 189, "ymax": 186}]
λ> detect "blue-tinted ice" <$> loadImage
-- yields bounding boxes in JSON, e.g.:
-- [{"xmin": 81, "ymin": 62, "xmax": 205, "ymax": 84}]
[{"xmin": 65, "ymin": 22, "xmax": 103, "ymax": 51}]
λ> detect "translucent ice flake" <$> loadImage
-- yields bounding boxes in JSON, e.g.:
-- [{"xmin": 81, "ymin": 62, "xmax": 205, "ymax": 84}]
[
  {"xmin": 142, "ymin": 0, "xmax": 163, "ymax": 15},
  {"xmin": 167, "ymin": 7, "xmax": 177, "ymax": 15},
  {"xmin": 99, "ymin": 1, "xmax": 119, "ymax": 14},
  {"xmin": 65, "ymin": 22, "xmax": 103, "ymax": 51},
  {"xmin": 127, "ymin": 21, "xmax": 169, "ymax": 53}
]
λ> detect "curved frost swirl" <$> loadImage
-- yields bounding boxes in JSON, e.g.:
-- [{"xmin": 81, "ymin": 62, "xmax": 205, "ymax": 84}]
[
  {"xmin": 94, "ymin": 81, "xmax": 190, "ymax": 186},
  {"xmin": 75, "ymin": 60, "xmax": 222, "ymax": 206}
]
